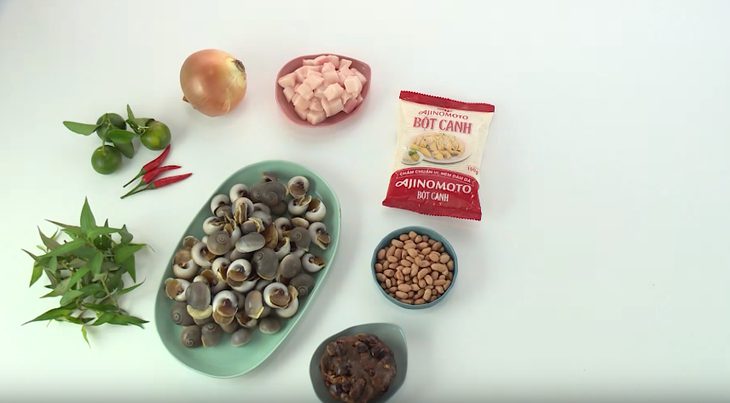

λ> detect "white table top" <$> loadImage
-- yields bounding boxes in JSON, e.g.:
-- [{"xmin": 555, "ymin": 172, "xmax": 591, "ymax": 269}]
[{"xmin": 1, "ymin": 0, "xmax": 729, "ymax": 401}]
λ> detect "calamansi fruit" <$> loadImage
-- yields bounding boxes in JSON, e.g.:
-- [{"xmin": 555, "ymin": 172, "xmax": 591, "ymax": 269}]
[
  {"xmin": 140, "ymin": 121, "xmax": 171, "ymax": 150},
  {"xmin": 91, "ymin": 145, "xmax": 122, "ymax": 175}
]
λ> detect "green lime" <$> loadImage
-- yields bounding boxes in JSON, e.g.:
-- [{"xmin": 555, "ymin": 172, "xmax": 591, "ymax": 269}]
[
  {"xmin": 91, "ymin": 145, "xmax": 122, "ymax": 175},
  {"xmin": 140, "ymin": 121, "xmax": 171, "ymax": 150}
]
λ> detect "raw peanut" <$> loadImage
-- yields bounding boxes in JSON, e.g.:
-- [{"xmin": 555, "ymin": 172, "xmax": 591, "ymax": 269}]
[
  {"xmin": 434, "ymin": 279, "xmax": 446, "ymax": 286},
  {"xmin": 407, "ymin": 248, "xmax": 418, "ymax": 258},
  {"xmin": 402, "ymin": 299, "xmax": 414, "ymax": 304},
  {"xmin": 408, "ymin": 291, "xmax": 415, "ymax": 298},
  {"xmin": 404, "ymin": 275, "xmax": 411, "ymax": 282},
  {"xmin": 414, "ymin": 256, "xmax": 423, "ymax": 267},
  {"xmin": 423, "ymin": 288, "xmax": 432, "ymax": 300},
  {"xmin": 431, "ymin": 270, "xmax": 440, "ymax": 279},
  {"xmin": 422, "ymin": 235, "xmax": 430, "ymax": 241},
  {"xmin": 410, "ymin": 263, "xmax": 418, "ymax": 271},
  {"xmin": 439, "ymin": 254, "xmax": 450, "ymax": 264},
  {"xmin": 408, "ymin": 231, "xmax": 417, "ymax": 239},
  {"xmin": 399, "ymin": 234, "xmax": 409, "ymax": 241},
  {"xmin": 419, "ymin": 280, "xmax": 427, "ymax": 288},
  {"xmin": 446, "ymin": 272, "xmax": 453, "ymax": 280},
  {"xmin": 421, "ymin": 247, "xmax": 432, "ymax": 255},
  {"xmin": 417, "ymin": 242, "xmax": 429, "ymax": 249},
  {"xmin": 432, "ymin": 263, "xmax": 447, "ymax": 273},
  {"xmin": 389, "ymin": 286, "xmax": 397, "ymax": 293},
  {"xmin": 417, "ymin": 268, "xmax": 430, "ymax": 279},
  {"xmin": 376, "ymin": 273, "xmax": 386, "ymax": 282},
  {"xmin": 386, "ymin": 245, "xmax": 395, "ymax": 257},
  {"xmin": 377, "ymin": 249, "xmax": 386, "ymax": 260},
  {"xmin": 400, "ymin": 259, "xmax": 410, "ymax": 267},
  {"xmin": 438, "ymin": 274, "xmax": 446, "ymax": 280},
  {"xmin": 386, "ymin": 255, "xmax": 397, "ymax": 263},
  {"xmin": 395, "ymin": 271, "xmax": 404, "ymax": 281},
  {"xmin": 385, "ymin": 278, "xmax": 392, "ymax": 288},
  {"xmin": 380, "ymin": 282, "xmax": 388, "ymax": 289},
  {"xmin": 389, "ymin": 262, "xmax": 398, "ymax": 269},
  {"xmin": 411, "ymin": 276, "xmax": 419, "ymax": 284},
  {"xmin": 391, "ymin": 239, "xmax": 404, "ymax": 247},
  {"xmin": 427, "ymin": 239, "xmax": 435, "ymax": 245},
  {"xmin": 404, "ymin": 240, "xmax": 416, "ymax": 248},
  {"xmin": 428, "ymin": 252, "xmax": 440, "ymax": 262},
  {"xmin": 375, "ymin": 263, "xmax": 383, "ymax": 272},
  {"xmin": 383, "ymin": 269, "xmax": 394, "ymax": 277},
  {"xmin": 426, "ymin": 284, "xmax": 434, "ymax": 290},
  {"xmin": 430, "ymin": 295, "xmax": 437, "ymax": 302},
  {"xmin": 447, "ymin": 261, "xmax": 454, "ymax": 270},
  {"xmin": 433, "ymin": 241, "xmax": 443, "ymax": 251},
  {"xmin": 415, "ymin": 235, "xmax": 423, "ymax": 243},
  {"xmin": 444, "ymin": 280, "xmax": 451, "ymax": 289},
  {"xmin": 436, "ymin": 285, "xmax": 445, "ymax": 294},
  {"xmin": 398, "ymin": 284, "xmax": 411, "ymax": 292},
  {"xmin": 414, "ymin": 298, "xmax": 425, "ymax": 305},
  {"xmin": 394, "ymin": 248, "xmax": 402, "ymax": 259},
  {"xmin": 400, "ymin": 266, "xmax": 410, "ymax": 276},
  {"xmin": 425, "ymin": 275, "xmax": 433, "ymax": 285},
  {"xmin": 415, "ymin": 289, "xmax": 425, "ymax": 298},
  {"xmin": 410, "ymin": 284, "xmax": 420, "ymax": 291},
  {"xmin": 419, "ymin": 260, "xmax": 431, "ymax": 268},
  {"xmin": 395, "ymin": 291, "xmax": 408, "ymax": 299}
]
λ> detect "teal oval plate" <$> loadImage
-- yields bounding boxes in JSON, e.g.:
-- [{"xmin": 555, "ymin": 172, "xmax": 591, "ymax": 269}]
[{"xmin": 154, "ymin": 160, "xmax": 341, "ymax": 377}]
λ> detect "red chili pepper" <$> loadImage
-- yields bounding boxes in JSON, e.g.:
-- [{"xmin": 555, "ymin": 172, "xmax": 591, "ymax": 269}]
[
  {"xmin": 122, "ymin": 145, "xmax": 171, "ymax": 187},
  {"xmin": 121, "ymin": 172, "xmax": 192, "ymax": 199},
  {"xmin": 142, "ymin": 165, "xmax": 181, "ymax": 184}
]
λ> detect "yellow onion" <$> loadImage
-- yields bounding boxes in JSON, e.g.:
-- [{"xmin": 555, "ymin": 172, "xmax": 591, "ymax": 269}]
[{"xmin": 180, "ymin": 49, "xmax": 247, "ymax": 117}]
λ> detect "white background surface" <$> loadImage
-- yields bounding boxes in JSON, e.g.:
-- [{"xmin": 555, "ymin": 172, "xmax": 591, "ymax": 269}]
[{"xmin": 1, "ymin": 0, "xmax": 729, "ymax": 401}]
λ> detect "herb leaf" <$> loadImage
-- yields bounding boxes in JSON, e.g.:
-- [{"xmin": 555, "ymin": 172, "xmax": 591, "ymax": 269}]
[
  {"xmin": 63, "ymin": 121, "xmax": 98, "ymax": 135},
  {"xmin": 80, "ymin": 198, "xmax": 96, "ymax": 232},
  {"xmin": 29, "ymin": 262, "xmax": 43, "ymax": 287},
  {"xmin": 114, "ymin": 243, "xmax": 145, "ymax": 265},
  {"xmin": 107, "ymin": 129, "xmax": 136, "ymax": 143},
  {"xmin": 23, "ymin": 305, "xmax": 75, "ymax": 325}
]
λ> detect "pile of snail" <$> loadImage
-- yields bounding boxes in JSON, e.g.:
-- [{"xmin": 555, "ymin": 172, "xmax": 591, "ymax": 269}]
[{"xmin": 163, "ymin": 173, "xmax": 332, "ymax": 348}]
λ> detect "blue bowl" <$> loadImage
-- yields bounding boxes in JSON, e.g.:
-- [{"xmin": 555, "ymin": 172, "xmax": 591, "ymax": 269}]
[{"xmin": 371, "ymin": 226, "xmax": 458, "ymax": 309}]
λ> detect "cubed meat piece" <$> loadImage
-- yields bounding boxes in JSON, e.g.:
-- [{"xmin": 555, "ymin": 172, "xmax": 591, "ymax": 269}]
[
  {"xmin": 302, "ymin": 58, "xmax": 316, "ymax": 66},
  {"xmin": 295, "ymin": 66, "xmax": 320, "ymax": 82},
  {"xmin": 306, "ymin": 110, "xmax": 326, "ymax": 125},
  {"xmin": 283, "ymin": 87, "xmax": 295, "ymax": 102},
  {"xmin": 278, "ymin": 72, "xmax": 297, "ymax": 88},
  {"xmin": 313, "ymin": 55, "xmax": 329, "ymax": 65},
  {"xmin": 350, "ymin": 68, "xmax": 368, "ymax": 84},
  {"xmin": 295, "ymin": 83, "xmax": 314, "ymax": 100},
  {"xmin": 321, "ymin": 62, "xmax": 336, "ymax": 73},
  {"xmin": 343, "ymin": 96, "xmax": 361, "ymax": 114},
  {"xmin": 314, "ymin": 86, "xmax": 325, "ymax": 99},
  {"xmin": 303, "ymin": 74, "xmax": 324, "ymax": 90},
  {"xmin": 322, "ymin": 98, "xmax": 344, "ymax": 117},
  {"xmin": 323, "ymin": 83, "xmax": 345, "ymax": 101},
  {"xmin": 339, "ymin": 59, "xmax": 352, "ymax": 70},
  {"xmin": 310, "ymin": 99, "xmax": 324, "ymax": 112},
  {"xmin": 343, "ymin": 76, "xmax": 362, "ymax": 95},
  {"xmin": 295, "ymin": 107, "xmax": 308, "ymax": 121},
  {"xmin": 323, "ymin": 70, "xmax": 339, "ymax": 85},
  {"xmin": 293, "ymin": 92, "xmax": 310, "ymax": 111},
  {"xmin": 325, "ymin": 55, "xmax": 340, "ymax": 67}
]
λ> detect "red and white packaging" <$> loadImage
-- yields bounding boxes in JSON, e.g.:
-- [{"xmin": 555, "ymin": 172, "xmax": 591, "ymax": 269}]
[{"xmin": 382, "ymin": 91, "xmax": 495, "ymax": 220}]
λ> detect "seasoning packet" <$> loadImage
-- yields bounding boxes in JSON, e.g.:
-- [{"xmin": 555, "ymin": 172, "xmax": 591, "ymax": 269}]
[{"xmin": 382, "ymin": 91, "xmax": 495, "ymax": 220}]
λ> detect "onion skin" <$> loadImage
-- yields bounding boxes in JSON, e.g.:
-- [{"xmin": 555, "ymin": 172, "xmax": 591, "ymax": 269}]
[{"xmin": 180, "ymin": 49, "xmax": 247, "ymax": 117}]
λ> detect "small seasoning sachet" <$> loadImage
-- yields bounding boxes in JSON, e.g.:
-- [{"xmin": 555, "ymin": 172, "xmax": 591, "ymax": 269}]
[{"xmin": 382, "ymin": 91, "xmax": 495, "ymax": 220}]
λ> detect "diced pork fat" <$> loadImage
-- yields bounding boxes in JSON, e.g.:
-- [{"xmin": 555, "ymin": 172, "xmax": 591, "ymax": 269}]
[
  {"xmin": 283, "ymin": 87, "xmax": 295, "ymax": 102},
  {"xmin": 293, "ymin": 92, "xmax": 310, "ymax": 111},
  {"xmin": 303, "ymin": 74, "xmax": 324, "ymax": 90},
  {"xmin": 343, "ymin": 76, "xmax": 362, "ymax": 95},
  {"xmin": 343, "ymin": 96, "xmax": 361, "ymax": 114},
  {"xmin": 295, "ymin": 106, "xmax": 308, "ymax": 121},
  {"xmin": 339, "ymin": 59, "xmax": 352, "ymax": 70},
  {"xmin": 302, "ymin": 58, "xmax": 317, "ymax": 66},
  {"xmin": 295, "ymin": 83, "xmax": 314, "ymax": 101},
  {"xmin": 306, "ymin": 110, "xmax": 326, "ymax": 125},
  {"xmin": 322, "ymin": 98, "xmax": 344, "ymax": 117},
  {"xmin": 350, "ymin": 67, "xmax": 367, "ymax": 84},
  {"xmin": 321, "ymin": 62, "xmax": 335, "ymax": 73},
  {"xmin": 310, "ymin": 99, "xmax": 324, "ymax": 112},
  {"xmin": 322, "ymin": 70, "xmax": 339, "ymax": 85},
  {"xmin": 278, "ymin": 72, "xmax": 297, "ymax": 88},
  {"xmin": 323, "ymin": 83, "xmax": 344, "ymax": 101}
]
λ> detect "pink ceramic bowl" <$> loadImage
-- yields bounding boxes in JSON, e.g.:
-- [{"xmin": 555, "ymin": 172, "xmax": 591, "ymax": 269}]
[{"xmin": 275, "ymin": 53, "xmax": 371, "ymax": 126}]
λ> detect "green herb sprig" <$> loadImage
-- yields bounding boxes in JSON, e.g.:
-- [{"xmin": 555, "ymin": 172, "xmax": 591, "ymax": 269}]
[{"xmin": 23, "ymin": 198, "xmax": 148, "ymax": 344}]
